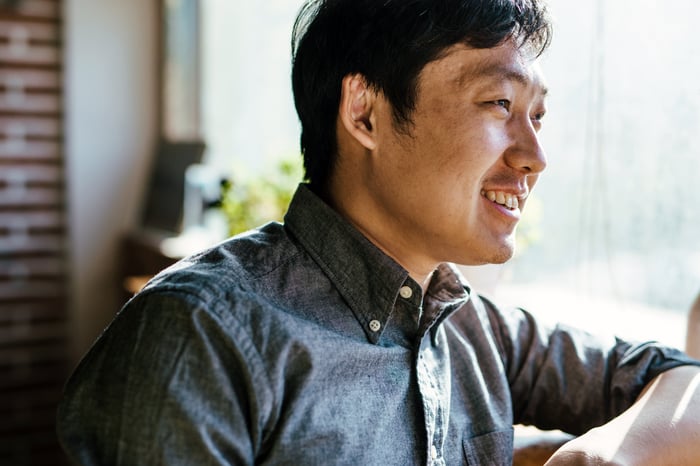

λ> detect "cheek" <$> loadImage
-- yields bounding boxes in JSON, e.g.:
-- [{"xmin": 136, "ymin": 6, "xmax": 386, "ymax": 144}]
[
  {"xmin": 437, "ymin": 131, "xmax": 502, "ymax": 186},
  {"xmin": 422, "ymin": 170, "xmax": 483, "ymax": 222},
  {"xmin": 417, "ymin": 101, "xmax": 469, "ymax": 156},
  {"xmin": 402, "ymin": 109, "xmax": 507, "ymax": 199},
  {"xmin": 431, "ymin": 111, "xmax": 506, "ymax": 164}
]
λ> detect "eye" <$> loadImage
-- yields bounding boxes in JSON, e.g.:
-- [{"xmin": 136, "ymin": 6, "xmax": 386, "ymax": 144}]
[
  {"xmin": 530, "ymin": 111, "xmax": 546, "ymax": 131},
  {"xmin": 493, "ymin": 99, "xmax": 510, "ymax": 111},
  {"xmin": 532, "ymin": 111, "xmax": 546, "ymax": 122}
]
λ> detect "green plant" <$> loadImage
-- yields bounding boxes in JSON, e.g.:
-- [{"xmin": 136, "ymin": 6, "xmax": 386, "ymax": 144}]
[{"xmin": 220, "ymin": 158, "xmax": 304, "ymax": 236}]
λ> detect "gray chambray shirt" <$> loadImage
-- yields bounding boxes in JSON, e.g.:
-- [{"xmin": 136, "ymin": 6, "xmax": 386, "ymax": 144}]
[{"xmin": 58, "ymin": 184, "xmax": 699, "ymax": 466}]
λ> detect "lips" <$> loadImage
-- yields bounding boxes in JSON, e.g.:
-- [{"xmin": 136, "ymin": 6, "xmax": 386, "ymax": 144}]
[{"xmin": 482, "ymin": 190, "xmax": 526, "ymax": 211}]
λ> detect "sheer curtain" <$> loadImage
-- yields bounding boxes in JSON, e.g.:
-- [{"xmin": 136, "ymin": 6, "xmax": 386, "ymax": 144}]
[{"xmin": 493, "ymin": 0, "xmax": 700, "ymax": 347}]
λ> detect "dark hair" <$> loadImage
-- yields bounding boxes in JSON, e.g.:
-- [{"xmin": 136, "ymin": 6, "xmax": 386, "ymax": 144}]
[{"xmin": 291, "ymin": 0, "xmax": 552, "ymax": 190}]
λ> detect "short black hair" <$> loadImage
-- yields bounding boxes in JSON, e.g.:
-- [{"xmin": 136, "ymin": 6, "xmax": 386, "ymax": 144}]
[{"xmin": 291, "ymin": 0, "xmax": 552, "ymax": 190}]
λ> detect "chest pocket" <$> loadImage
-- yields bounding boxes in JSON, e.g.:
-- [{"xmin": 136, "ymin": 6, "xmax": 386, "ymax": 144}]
[{"xmin": 462, "ymin": 428, "xmax": 514, "ymax": 466}]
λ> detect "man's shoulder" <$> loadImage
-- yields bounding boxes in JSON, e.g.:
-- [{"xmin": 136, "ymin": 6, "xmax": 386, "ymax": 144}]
[
  {"xmin": 148, "ymin": 222, "xmax": 297, "ymax": 289},
  {"xmin": 129, "ymin": 221, "xmax": 318, "ymax": 325}
]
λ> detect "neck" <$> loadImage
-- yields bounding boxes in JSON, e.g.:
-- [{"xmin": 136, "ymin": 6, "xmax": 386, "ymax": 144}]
[{"xmin": 327, "ymin": 173, "xmax": 440, "ymax": 294}]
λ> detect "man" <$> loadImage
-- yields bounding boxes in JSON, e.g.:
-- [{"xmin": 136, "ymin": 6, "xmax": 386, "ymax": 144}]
[{"xmin": 58, "ymin": 0, "xmax": 700, "ymax": 464}]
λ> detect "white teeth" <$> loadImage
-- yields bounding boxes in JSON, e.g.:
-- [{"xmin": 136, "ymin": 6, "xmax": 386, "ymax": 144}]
[{"xmin": 483, "ymin": 190, "xmax": 521, "ymax": 210}]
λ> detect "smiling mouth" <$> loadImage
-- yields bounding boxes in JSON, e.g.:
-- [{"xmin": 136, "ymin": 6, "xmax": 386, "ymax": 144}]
[{"xmin": 482, "ymin": 190, "xmax": 525, "ymax": 211}]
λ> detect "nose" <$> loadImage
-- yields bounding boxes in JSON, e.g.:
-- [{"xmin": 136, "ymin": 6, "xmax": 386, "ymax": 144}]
[{"xmin": 504, "ymin": 117, "xmax": 547, "ymax": 175}]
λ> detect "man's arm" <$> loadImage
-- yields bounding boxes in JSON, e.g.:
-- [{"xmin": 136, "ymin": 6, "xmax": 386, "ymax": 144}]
[
  {"xmin": 545, "ymin": 365, "xmax": 700, "ymax": 465},
  {"xmin": 57, "ymin": 290, "xmax": 263, "ymax": 465}
]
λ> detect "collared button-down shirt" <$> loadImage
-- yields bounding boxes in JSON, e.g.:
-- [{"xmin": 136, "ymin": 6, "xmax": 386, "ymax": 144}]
[{"xmin": 58, "ymin": 184, "xmax": 700, "ymax": 465}]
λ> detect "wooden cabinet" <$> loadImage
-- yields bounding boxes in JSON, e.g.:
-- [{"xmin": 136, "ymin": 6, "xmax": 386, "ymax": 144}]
[{"xmin": 0, "ymin": 1, "xmax": 69, "ymax": 464}]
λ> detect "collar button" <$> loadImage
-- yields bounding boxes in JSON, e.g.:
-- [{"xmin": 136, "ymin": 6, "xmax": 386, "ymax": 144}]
[{"xmin": 399, "ymin": 285, "xmax": 413, "ymax": 299}]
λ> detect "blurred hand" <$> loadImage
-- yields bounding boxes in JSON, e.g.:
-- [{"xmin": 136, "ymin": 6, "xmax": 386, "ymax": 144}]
[{"xmin": 545, "ymin": 366, "xmax": 700, "ymax": 466}]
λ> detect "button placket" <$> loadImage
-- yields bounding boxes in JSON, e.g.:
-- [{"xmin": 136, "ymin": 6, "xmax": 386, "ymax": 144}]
[
  {"xmin": 417, "ymin": 351, "xmax": 438, "ymax": 463},
  {"xmin": 416, "ymin": 333, "xmax": 449, "ymax": 466}
]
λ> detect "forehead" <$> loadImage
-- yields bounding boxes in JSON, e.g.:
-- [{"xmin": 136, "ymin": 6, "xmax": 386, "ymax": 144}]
[{"xmin": 420, "ymin": 41, "xmax": 548, "ymax": 96}]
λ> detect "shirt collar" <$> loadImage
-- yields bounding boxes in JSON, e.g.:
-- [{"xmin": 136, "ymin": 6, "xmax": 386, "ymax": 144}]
[
  {"xmin": 284, "ymin": 184, "xmax": 470, "ymax": 344},
  {"xmin": 423, "ymin": 263, "xmax": 472, "ymax": 336}
]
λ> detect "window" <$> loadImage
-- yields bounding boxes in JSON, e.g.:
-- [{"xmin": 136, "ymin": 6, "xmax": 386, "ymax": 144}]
[
  {"xmin": 200, "ymin": 0, "xmax": 303, "ymax": 177},
  {"xmin": 490, "ymin": 0, "xmax": 700, "ymax": 347}
]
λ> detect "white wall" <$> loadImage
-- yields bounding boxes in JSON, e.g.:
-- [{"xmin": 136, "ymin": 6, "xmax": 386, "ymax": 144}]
[{"xmin": 64, "ymin": 0, "xmax": 157, "ymax": 360}]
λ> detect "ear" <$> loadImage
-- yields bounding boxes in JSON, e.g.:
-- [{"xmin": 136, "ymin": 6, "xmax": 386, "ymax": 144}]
[{"xmin": 338, "ymin": 73, "xmax": 377, "ymax": 151}]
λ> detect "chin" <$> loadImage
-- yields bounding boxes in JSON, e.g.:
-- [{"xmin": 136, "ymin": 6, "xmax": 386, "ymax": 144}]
[
  {"xmin": 451, "ymin": 233, "xmax": 517, "ymax": 265},
  {"xmin": 486, "ymin": 240, "xmax": 516, "ymax": 264},
  {"xmin": 456, "ymin": 244, "xmax": 514, "ymax": 266},
  {"xmin": 489, "ymin": 254, "xmax": 513, "ymax": 265}
]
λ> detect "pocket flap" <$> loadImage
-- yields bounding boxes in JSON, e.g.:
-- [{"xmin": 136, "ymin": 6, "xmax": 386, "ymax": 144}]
[{"xmin": 462, "ymin": 428, "xmax": 514, "ymax": 466}]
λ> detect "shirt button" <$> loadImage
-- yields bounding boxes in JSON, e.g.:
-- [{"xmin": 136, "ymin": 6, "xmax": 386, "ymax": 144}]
[
  {"xmin": 399, "ymin": 285, "xmax": 413, "ymax": 299},
  {"xmin": 368, "ymin": 319, "xmax": 381, "ymax": 332}
]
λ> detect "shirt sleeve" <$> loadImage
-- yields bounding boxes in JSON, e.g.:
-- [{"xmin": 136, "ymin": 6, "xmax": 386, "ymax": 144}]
[
  {"xmin": 480, "ymin": 295, "xmax": 700, "ymax": 435},
  {"xmin": 57, "ymin": 289, "xmax": 270, "ymax": 466}
]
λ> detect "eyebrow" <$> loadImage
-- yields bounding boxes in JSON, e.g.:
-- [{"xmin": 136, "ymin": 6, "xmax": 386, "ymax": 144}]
[{"xmin": 460, "ymin": 61, "xmax": 549, "ymax": 96}]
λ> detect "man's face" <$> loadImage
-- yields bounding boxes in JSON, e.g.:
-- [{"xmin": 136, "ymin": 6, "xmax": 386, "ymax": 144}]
[{"xmin": 367, "ymin": 39, "xmax": 548, "ymax": 267}]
